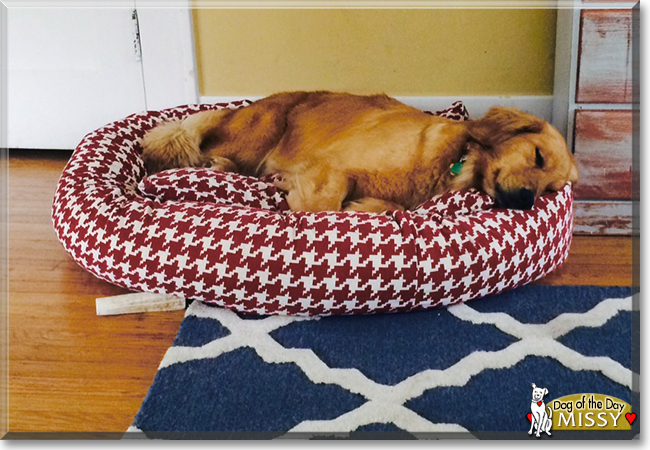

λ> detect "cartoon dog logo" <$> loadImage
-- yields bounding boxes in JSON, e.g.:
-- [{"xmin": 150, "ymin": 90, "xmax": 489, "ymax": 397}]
[{"xmin": 528, "ymin": 383, "xmax": 553, "ymax": 437}]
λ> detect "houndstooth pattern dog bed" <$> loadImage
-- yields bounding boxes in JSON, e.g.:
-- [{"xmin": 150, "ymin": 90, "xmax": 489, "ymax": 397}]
[{"xmin": 52, "ymin": 101, "xmax": 574, "ymax": 316}]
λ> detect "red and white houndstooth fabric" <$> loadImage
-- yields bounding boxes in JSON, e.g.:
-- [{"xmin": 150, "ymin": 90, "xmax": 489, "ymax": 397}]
[{"xmin": 52, "ymin": 101, "xmax": 574, "ymax": 316}]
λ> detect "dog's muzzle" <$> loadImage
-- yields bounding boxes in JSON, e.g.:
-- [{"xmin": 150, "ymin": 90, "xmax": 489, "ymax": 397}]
[{"xmin": 494, "ymin": 185, "xmax": 535, "ymax": 210}]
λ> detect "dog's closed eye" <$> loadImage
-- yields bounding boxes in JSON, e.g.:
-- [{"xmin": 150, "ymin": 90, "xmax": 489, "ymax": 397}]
[{"xmin": 535, "ymin": 146, "xmax": 545, "ymax": 169}]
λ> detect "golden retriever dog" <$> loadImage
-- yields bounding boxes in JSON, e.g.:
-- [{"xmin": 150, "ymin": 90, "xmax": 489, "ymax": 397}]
[{"xmin": 141, "ymin": 91, "xmax": 578, "ymax": 212}]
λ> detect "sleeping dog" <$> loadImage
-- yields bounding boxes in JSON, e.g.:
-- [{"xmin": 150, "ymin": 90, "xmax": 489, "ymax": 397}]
[{"xmin": 140, "ymin": 91, "xmax": 578, "ymax": 212}]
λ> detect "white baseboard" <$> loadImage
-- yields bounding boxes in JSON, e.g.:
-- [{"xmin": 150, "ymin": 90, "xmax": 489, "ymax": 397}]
[{"xmin": 199, "ymin": 95, "xmax": 554, "ymax": 122}]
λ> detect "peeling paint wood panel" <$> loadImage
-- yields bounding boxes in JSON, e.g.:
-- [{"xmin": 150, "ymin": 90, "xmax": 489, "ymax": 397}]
[
  {"xmin": 573, "ymin": 110, "xmax": 633, "ymax": 200},
  {"xmin": 574, "ymin": 200, "xmax": 633, "ymax": 235},
  {"xmin": 577, "ymin": 9, "xmax": 632, "ymax": 103}
]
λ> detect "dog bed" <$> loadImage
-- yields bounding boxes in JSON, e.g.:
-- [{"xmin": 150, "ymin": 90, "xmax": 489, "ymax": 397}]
[{"xmin": 52, "ymin": 101, "xmax": 575, "ymax": 316}]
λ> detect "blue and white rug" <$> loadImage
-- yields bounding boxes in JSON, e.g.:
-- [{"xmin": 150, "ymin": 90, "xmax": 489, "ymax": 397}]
[{"xmin": 127, "ymin": 285, "xmax": 638, "ymax": 439}]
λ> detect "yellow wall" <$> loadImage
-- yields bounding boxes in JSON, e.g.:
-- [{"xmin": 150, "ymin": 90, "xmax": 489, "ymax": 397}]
[{"xmin": 192, "ymin": 9, "xmax": 557, "ymax": 97}]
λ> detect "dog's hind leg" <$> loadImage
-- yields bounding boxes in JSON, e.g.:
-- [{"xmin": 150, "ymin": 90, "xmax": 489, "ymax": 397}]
[
  {"xmin": 545, "ymin": 408, "xmax": 553, "ymax": 435},
  {"xmin": 343, "ymin": 197, "xmax": 405, "ymax": 213},
  {"xmin": 140, "ymin": 109, "xmax": 229, "ymax": 173},
  {"xmin": 285, "ymin": 170, "xmax": 352, "ymax": 212}
]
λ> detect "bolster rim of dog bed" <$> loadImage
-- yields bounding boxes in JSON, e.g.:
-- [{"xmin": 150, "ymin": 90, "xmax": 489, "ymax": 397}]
[{"xmin": 51, "ymin": 101, "xmax": 574, "ymax": 316}]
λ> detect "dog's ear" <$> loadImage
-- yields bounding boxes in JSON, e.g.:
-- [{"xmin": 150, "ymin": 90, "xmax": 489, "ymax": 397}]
[
  {"xmin": 532, "ymin": 383, "xmax": 537, "ymax": 389},
  {"xmin": 544, "ymin": 388, "xmax": 548, "ymax": 396},
  {"xmin": 467, "ymin": 106, "xmax": 545, "ymax": 147}
]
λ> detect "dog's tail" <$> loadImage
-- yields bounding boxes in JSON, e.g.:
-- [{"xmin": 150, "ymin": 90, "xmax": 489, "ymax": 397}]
[
  {"xmin": 547, "ymin": 406, "xmax": 553, "ymax": 418},
  {"xmin": 140, "ymin": 109, "xmax": 229, "ymax": 173}
]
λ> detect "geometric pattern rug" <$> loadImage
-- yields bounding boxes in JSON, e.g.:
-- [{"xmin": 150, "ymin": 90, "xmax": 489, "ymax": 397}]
[{"xmin": 127, "ymin": 285, "xmax": 638, "ymax": 439}]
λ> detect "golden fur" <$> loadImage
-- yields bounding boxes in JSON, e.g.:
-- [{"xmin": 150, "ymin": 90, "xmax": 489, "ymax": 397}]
[{"xmin": 140, "ymin": 91, "xmax": 578, "ymax": 212}]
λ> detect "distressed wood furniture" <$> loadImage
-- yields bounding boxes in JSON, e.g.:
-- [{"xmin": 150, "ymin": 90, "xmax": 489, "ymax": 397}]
[{"xmin": 553, "ymin": 1, "xmax": 639, "ymax": 235}]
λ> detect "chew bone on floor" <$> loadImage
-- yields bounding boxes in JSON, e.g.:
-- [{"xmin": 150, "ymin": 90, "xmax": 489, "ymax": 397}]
[{"xmin": 96, "ymin": 292, "xmax": 187, "ymax": 316}]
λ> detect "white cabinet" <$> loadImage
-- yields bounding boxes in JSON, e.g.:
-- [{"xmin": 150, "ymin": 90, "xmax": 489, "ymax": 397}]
[{"xmin": 5, "ymin": 4, "xmax": 198, "ymax": 150}]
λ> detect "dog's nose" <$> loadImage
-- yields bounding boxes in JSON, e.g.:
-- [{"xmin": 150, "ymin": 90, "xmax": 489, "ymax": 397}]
[{"xmin": 494, "ymin": 186, "xmax": 535, "ymax": 210}]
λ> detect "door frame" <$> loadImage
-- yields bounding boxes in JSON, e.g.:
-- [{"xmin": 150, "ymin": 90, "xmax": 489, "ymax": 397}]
[{"xmin": 136, "ymin": 0, "xmax": 199, "ymax": 109}]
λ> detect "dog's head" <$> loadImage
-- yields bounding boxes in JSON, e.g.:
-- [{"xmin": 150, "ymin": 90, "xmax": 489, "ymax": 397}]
[
  {"xmin": 531, "ymin": 383, "xmax": 549, "ymax": 402},
  {"xmin": 466, "ymin": 107, "xmax": 579, "ymax": 209}
]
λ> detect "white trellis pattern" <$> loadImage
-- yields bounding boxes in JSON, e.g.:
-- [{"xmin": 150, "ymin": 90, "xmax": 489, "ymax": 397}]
[{"xmin": 128, "ymin": 293, "xmax": 633, "ymax": 436}]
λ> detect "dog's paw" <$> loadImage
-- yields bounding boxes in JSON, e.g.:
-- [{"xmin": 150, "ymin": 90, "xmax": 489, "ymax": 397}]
[
  {"xmin": 267, "ymin": 174, "xmax": 290, "ymax": 192},
  {"xmin": 204, "ymin": 156, "xmax": 239, "ymax": 173}
]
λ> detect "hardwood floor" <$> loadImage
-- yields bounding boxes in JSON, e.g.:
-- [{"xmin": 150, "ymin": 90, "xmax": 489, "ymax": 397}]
[
  {"xmin": 4, "ymin": 150, "xmax": 634, "ymax": 437},
  {"xmin": 7, "ymin": 150, "xmax": 184, "ymax": 438}
]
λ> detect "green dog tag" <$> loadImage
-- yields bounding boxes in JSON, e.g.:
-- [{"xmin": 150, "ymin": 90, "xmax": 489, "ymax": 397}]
[{"xmin": 450, "ymin": 160, "xmax": 464, "ymax": 176}]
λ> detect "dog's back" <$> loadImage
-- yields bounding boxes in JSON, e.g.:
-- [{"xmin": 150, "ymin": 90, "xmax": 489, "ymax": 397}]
[
  {"xmin": 140, "ymin": 91, "xmax": 578, "ymax": 213},
  {"xmin": 141, "ymin": 91, "xmax": 466, "ymax": 211},
  {"xmin": 258, "ymin": 93, "xmax": 466, "ymax": 210}
]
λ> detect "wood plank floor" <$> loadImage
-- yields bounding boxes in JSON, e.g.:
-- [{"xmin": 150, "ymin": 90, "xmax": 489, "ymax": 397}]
[{"xmin": 5, "ymin": 150, "xmax": 634, "ymax": 437}]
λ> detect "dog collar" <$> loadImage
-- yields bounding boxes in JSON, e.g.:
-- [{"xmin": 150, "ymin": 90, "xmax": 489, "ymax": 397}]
[{"xmin": 450, "ymin": 155, "xmax": 467, "ymax": 176}]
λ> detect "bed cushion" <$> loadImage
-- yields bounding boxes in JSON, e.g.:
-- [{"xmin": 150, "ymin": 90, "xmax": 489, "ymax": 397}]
[{"xmin": 52, "ymin": 100, "xmax": 574, "ymax": 316}]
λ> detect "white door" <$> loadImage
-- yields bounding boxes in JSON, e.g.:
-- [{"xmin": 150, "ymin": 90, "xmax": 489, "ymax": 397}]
[{"xmin": 8, "ymin": 7, "xmax": 145, "ymax": 150}]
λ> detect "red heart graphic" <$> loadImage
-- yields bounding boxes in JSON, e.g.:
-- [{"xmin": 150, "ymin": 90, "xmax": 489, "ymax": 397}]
[
  {"xmin": 527, "ymin": 413, "xmax": 532, "ymax": 422},
  {"xmin": 626, "ymin": 413, "xmax": 636, "ymax": 425},
  {"xmin": 537, "ymin": 402, "xmax": 542, "ymax": 406}
]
